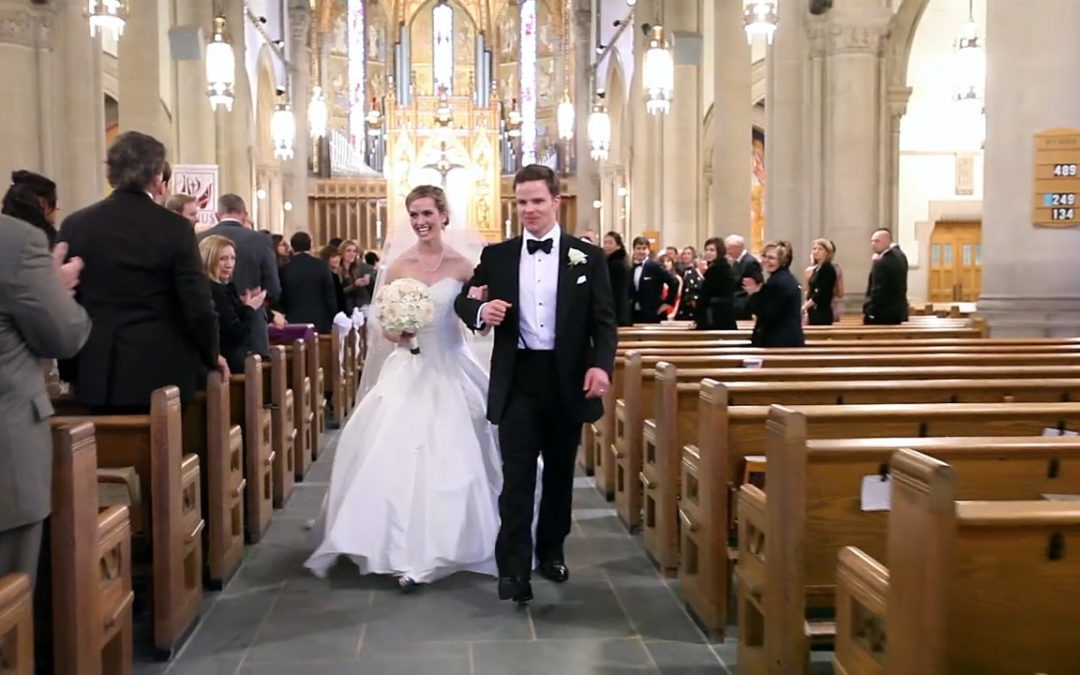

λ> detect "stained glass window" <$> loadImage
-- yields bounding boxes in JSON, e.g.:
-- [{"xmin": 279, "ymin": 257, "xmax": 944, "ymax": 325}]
[
  {"xmin": 519, "ymin": 0, "xmax": 537, "ymax": 164},
  {"xmin": 433, "ymin": 2, "xmax": 454, "ymax": 95},
  {"xmin": 347, "ymin": 0, "xmax": 365, "ymax": 145}
]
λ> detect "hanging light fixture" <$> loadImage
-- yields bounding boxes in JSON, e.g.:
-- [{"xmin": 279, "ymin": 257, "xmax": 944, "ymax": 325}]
[
  {"xmin": 308, "ymin": 86, "xmax": 328, "ymax": 139},
  {"xmin": 953, "ymin": 0, "xmax": 984, "ymax": 104},
  {"xmin": 87, "ymin": 0, "xmax": 129, "ymax": 41},
  {"xmin": 642, "ymin": 25, "xmax": 673, "ymax": 115},
  {"xmin": 271, "ymin": 91, "xmax": 296, "ymax": 161},
  {"xmin": 205, "ymin": 16, "xmax": 236, "ymax": 112},
  {"xmin": 557, "ymin": 91, "xmax": 575, "ymax": 140},
  {"xmin": 366, "ymin": 97, "xmax": 384, "ymax": 136},
  {"xmin": 505, "ymin": 99, "xmax": 523, "ymax": 138},
  {"xmin": 743, "ymin": 0, "xmax": 779, "ymax": 45},
  {"xmin": 587, "ymin": 92, "xmax": 611, "ymax": 161}
]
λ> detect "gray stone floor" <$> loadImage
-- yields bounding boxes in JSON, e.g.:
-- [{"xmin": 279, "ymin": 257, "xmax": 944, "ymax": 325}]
[{"xmin": 133, "ymin": 428, "xmax": 822, "ymax": 674}]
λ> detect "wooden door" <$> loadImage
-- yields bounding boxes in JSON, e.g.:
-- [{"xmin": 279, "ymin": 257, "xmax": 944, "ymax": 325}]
[{"xmin": 928, "ymin": 221, "xmax": 981, "ymax": 302}]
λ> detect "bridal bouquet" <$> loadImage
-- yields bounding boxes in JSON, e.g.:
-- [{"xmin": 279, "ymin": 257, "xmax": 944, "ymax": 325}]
[{"xmin": 374, "ymin": 278, "xmax": 436, "ymax": 354}]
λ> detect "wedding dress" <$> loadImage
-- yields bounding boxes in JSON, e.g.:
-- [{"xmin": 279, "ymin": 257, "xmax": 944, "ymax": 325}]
[{"xmin": 306, "ymin": 278, "xmax": 512, "ymax": 584}]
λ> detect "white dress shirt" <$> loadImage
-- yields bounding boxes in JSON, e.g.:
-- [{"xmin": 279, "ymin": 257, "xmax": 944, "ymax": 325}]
[{"xmin": 517, "ymin": 226, "xmax": 561, "ymax": 349}]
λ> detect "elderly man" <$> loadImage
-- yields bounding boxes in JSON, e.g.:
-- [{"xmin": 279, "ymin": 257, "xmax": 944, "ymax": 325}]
[
  {"xmin": 725, "ymin": 234, "xmax": 763, "ymax": 320},
  {"xmin": 0, "ymin": 215, "xmax": 90, "ymax": 586}
]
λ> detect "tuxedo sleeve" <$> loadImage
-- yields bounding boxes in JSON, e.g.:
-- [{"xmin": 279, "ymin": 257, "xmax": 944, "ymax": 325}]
[
  {"xmin": 455, "ymin": 246, "xmax": 491, "ymax": 329},
  {"xmin": 589, "ymin": 251, "xmax": 618, "ymax": 376}
]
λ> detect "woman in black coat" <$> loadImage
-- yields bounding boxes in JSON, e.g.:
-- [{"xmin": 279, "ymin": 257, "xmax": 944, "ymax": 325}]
[
  {"xmin": 804, "ymin": 238, "xmax": 838, "ymax": 326},
  {"xmin": 603, "ymin": 231, "xmax": 632, "ymax": 327},
  {"xmin": 200, "ymin": 235, "xmax": 267, "ymax": 373},
  {"xmin": 744, "ymin": 240, "xmax": 805, "ymax": 347},
  {"xmin": 2, "ymin": 170, "xmax": 59, "ymax": 248},
  {"xmin": 694, "ymin": 237, "xmax": 737, "ymax": 330}
]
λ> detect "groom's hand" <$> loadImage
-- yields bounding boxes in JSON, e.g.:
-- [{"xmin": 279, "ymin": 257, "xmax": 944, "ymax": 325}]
[
  {"xmin": 480, "ymin": 299, "xmax": 512, "ymax": 327},
  {"xmin": 582, "ymin": 367, "xmax": 610, "ymax": 399}
]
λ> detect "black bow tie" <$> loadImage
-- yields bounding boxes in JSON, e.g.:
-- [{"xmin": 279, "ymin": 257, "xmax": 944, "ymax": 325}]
[
  {"xmin": 527, "ymin": 238, "xmax": 553, "ymax": 255},
  {"xmin": 633, "ymin": 262, "xmax": 644, "ymax": 268}
]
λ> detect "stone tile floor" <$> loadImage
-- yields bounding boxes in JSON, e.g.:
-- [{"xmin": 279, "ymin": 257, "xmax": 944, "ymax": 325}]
[{"xmin": 133, "ymin": 428, "xmax": 834, "ymax": 674}]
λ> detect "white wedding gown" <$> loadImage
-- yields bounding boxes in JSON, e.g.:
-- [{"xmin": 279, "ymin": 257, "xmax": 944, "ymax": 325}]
[{"xmin": 306, "ymin": 278, "xmax": 515, "ymax": 583}]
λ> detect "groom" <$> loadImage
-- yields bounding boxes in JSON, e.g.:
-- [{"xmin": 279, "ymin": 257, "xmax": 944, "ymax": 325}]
[{"xmin": 455, "ymin": 164, "xmax": 617, "ymax": 604}]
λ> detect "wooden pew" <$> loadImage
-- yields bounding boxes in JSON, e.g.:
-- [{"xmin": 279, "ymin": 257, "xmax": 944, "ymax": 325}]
[
  {"xmin": 181, "ymin": 372, "xmax": 245, "ymax": 587},
  {"xmin": 306, "ymin": 333, "xmax": 325, "ymax": 457},
  {"xmin": 679, "ymin": 398, "xmax": 1080, "ymax": 638},
  {"xmin": 318, "ymin": 333, "xmax": 346, "ymax": 427},
  {"xmin": 228, "ymin": 355, "xmax": 275, "ymax": 537},
  {"xmin": 262, "ymin": 348, "xmax": 296, "ymax": 507},
  {"xmin": 614, "ymin": 336, "xmax": 1080, "ymax": 356},
  {"xmin": 617, "ymin": 325, "xmax": 985, "ymax": 341},
  {"xmin": 343, "ymin": 327, "xmax": 358, "ymax": 413},
  {"xmin": 738, "ymin": 420, "xmax": 1080, "ymax": 675},
  {"xmin": 49, "ymin": 421, "xmax": 133, "ymax": 675},
  {"xmin": 834, "ymin": 449, "xmax": 1080, "ymax": 675},
  {"xmin": 279, "ymin": 339, "xmax": 313, "ymax": 480},
  {"xmin": 54, "ymin": 387, "xmax": 202, "ymax": 656},
  {"xmin": 642, "ymin": 370, "xmax": 1080, "ymax": 575},
  {"xmin": 0, "ymin": 573, "xmax": 32, "ymax": 675}
]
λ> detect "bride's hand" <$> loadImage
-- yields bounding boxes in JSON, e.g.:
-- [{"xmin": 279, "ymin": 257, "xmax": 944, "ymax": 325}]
[{"xmin": 468, "ymin": 285, "xmax": 488, "ymax": 301}]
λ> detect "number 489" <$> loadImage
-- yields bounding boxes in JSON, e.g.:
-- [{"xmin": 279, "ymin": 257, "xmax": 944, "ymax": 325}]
[{"xmin": 1053, "ymin": 164, "xmax": 1077, "ymax": 177}]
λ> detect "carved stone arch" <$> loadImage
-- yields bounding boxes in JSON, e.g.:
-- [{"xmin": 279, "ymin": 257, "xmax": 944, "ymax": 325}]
[
  {"xmin": 604, "ymin": 47, "xmax": 628, "ymax": 166},
  {"xmin": 887, "ymin": 0, "xmax": 933, "ymax": 88},
  {"xmin": 254, "ymin": 44, "xmax": 280, "ymax": 167}
]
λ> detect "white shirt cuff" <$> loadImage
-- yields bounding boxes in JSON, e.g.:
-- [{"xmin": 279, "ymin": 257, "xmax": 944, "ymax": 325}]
[{"xmin": 475, "ymin": 303, "xmax": 487, "ymax": 330}]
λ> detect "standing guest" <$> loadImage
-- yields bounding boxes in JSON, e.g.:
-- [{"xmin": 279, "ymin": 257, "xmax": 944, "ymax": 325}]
[
  {"xmin": 628, "ymin": 236, "xmax": 678, "ymax": 324},
  {"xmin": 602, "ymin": 231, "xmax": 632, "ymax": 327},
  {"xmin": 165, "ymin": 193, "xmax": 199, "ymax": 227},
  {"xmin": 2, "ymin": 170, "xmax": 59, "ymax": 249},
  {"xmin": 364, "ymin": 250, "xmax": 381, "ymax": 287},
  {"xmin": 152, "ymin": 161, "xmax": 172, "ymax": 205},
  {"xmin": 339, "ymin": 239, "xmax": 375, "ymax": 315},
  {"xmin": 0, "ymin": 215, "xmax": 90, "ymax": 587},
  {"xmin": 271, "ymin": 233, "xmax": 291, "ymax": 269},
  {"xmin": 804, "ymin": 238, "xmax": 838, "ymax": 325},
  {"xmin": 279, "ymin": 232, "xmax": 339, "ymax": 333},
  {"xmin": 318, "ymin": 244, "xmax": 347, "ymax": 314},
  {"xmin": 726, "ymin": 234, "xmax": 764, "ymax": 320},
  {"xmin": 695, "ymin": 237, "xmax": 737, "ymax": 330},
  {"xmin": 59, "ymin": 131, "xmax": 223, "ymax": 409},
  {"xmin": 657, "ymin": 254, "xmax": 683, "ymax": 320},
  {"xmin": 742, "ymin": 240, "xmax": 805, "ymax": 347},
  {"xmin": 199, "ymin": 235, "xmax": 265, "ymax": 374},
  {"xmin": 676, "ymin": 246, "xmax": 703, "ymax": 321},
  {"xmin": 863, "ymin": 228, "xmax": 908, "ymax": 325},
  {"xmin": 327, "ymin": 237, "xmax": 343, "ymax": 249},
  {"xmin": 198, "ymin": 194, "xmax": 281, "ymax": 358}
]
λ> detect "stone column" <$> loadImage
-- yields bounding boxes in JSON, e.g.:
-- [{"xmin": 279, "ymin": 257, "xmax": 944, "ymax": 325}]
[
  {"xmin": 118, "ymin": 0, "xmax": 172, "ymax": 149},
  {"xmin": 627, "ymin": 0, "xmax": 657, "ymax": 238},
  {"xmin": 573, "ymin": 7, "xmax": 598, "ymax": 232},
  {"xmin": 883, "ymin": 86, "xmax": 911, "ymax": 233},
  {"xmin": 657, "ymin": 2, "xmax": 701, "ymax": 249},
  {"xmin": 711, "ymin": 0, "xmax": 753, "ymax": 244},
  {"xmin": 216, "ymin": 0, "xmax": 254, "ymax": 203},
  {"xmin": 0, "ymin": 1, "xmax": 52, "ymax": 183},
  {"xmin": 174, "ymin": 0, "xmax": 217, "ymax": 165},
  {"xmin": 56, "ymin": 0, "xmax": 106, "ymax": 209},
  {"xmin": 281, "ymin": 0, "xmax": 311, "ymax": 236},
  {"xmin": 978, "ymin": 0, "xmax": 1080, "ymax": 336}
]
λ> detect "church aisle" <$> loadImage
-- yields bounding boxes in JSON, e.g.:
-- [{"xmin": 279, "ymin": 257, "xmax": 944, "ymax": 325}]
[{"xmin": 134, "ymin": 429, "xmax": 734, "ymax": 674}]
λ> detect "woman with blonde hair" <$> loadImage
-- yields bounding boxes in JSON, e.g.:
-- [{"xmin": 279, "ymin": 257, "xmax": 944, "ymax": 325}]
[
  {"xmin": 803, "ymin": 238, "xmax": 838, "ymax": 326},
  {"xmin": 199, "ymin": 235, "xmax": 266, "ymax": 373}
]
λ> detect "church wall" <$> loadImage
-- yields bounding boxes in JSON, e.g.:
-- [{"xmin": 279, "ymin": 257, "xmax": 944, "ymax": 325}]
[
  {"xmin": 594, "ymin": 0, "xmax": 633, "ymax": 105},
  {"xmin": 897, "ymin": 0, "xmax": 984, "ymax": 300}
]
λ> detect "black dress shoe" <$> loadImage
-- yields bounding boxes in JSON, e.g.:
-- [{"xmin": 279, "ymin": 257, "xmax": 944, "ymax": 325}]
[
  {"xmin": 537, "ymin": 560, "xmax": 569, "ymax": 583},
  {"xmin": 497, "ymin": 576, "xmax": 533, "ymax": 603}
]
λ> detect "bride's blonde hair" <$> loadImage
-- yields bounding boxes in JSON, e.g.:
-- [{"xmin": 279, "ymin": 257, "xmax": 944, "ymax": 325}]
[{"xmin": 405, "ymin": 185, "xmax": 449, "ymax": 226}]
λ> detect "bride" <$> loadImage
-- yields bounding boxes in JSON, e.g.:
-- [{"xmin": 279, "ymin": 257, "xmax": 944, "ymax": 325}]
[{"xmin": 305, "ymin": 185, "xmax": 515, "ymax": 592}]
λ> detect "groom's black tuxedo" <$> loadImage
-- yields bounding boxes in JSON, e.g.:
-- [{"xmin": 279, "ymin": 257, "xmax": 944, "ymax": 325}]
[
  {"xmin": 454, "ymin": 234, "xmax": 617, "ymax": 424},
  {"xmin": 455, "ymin": 230, "xmax": 617, "ymax": 581}
]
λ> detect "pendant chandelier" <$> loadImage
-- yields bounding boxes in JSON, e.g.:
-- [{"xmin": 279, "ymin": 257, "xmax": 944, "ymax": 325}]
[
  {"xmin": 308, "ymin": 86, "xmax": 328, "ymax": 139},
  {"xmin": 271, "ymin": 92, "xmax": 296, "ymax": 161},
  {"xmin": 587, "ymin": 93, "xmax": 611, "ymax": 161},
  {"xmin": 557, "ymin": 91, "xmax": 575, "ymax": 141},
  {"xmin": 953, "ymin": 0, "xmax": 984, "ymax": 103},
  {"xmin": 366, "ymin": 97, "xmax": 384, "ymax": 137},
  {"xmin": 642, "ymin": 25, "xmax": 673, "ymax": 116},
  {"xmin": 743, "ymin": 0, "xmax": 778, "ymax": 45},
  {"xmin": 87, "ymin": 0, "xmax": 129, "ymax": 41},
  {"xmin": 205, "ymin": 16, "xmax": 236, "ymax": 112}
]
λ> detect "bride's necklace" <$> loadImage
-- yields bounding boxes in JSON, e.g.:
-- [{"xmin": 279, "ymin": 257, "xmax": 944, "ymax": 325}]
[{"xmin": 416, "ymin": 247, "xmax": 445, "ymax": 273}]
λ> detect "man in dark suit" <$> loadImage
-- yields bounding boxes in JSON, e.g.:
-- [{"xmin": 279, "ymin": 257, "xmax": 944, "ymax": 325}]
[
  {"xmin": 198, "ymin": 194, "xmax": 281, "ymax": 357},
  {"xmin": 279, "ymin": 231, "xmax": 338, "ymax": 333},
  {"xmin": 628, "ymin": 236, "xmax": 678, "ymax": 324},
  {"xmin": 59, "ymin": 131, "xmax": 223, "ymax": 409},
  {"xmin": 726, "ymin": 234, "xmax": 764, "ymax": 320},
  {"xmin": 455, "ymin": 164, "xmax": 617, "ymax": 604},
  {"xmin": 863, "ymin": 227, "xmax": 909, "ymax": 325}
]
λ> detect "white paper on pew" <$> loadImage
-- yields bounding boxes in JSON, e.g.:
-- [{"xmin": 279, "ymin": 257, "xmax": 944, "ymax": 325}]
[
  {"xmin": 861, "ymin": 475, "xmax": 892, "ymax": 512},
  {"xmin": 1042, "ymin": 427, "xmax": 1079, "ymax": 436},
  {"xmin": 1042, "ymin": 493, "xmax": 1080, "ymax": 501}
]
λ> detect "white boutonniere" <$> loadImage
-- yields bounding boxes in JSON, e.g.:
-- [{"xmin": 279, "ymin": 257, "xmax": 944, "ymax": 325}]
[{"xmin": 567, "ymin": 248, "xmax": 588, "ymax": 267}]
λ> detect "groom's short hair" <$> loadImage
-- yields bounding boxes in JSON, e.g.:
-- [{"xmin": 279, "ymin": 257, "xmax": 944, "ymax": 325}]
[{"xmin": 514, "ymin": 164, "xmax": 560, "ymax": 198}]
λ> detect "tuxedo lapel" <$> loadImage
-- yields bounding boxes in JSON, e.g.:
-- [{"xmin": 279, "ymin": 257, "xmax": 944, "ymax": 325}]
[{"xmin": 505, "ymin": 236, "xmax": 522, "ymax": 308}]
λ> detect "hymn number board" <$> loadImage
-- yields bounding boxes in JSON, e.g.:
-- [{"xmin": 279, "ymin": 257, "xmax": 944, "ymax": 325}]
[{"xmin": 1033, "ymin": 128, "xmax": 1080, "ymax": 228}]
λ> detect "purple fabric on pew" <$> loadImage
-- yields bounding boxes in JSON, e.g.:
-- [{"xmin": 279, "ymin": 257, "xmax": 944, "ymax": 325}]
[{"xmin": 269, "ymin": 324, "xmax": 316, "ymax": 342}]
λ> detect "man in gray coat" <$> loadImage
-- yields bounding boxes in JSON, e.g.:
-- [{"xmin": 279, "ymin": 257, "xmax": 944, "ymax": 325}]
[
  {"xmin": 198, "ymin": 194, "xmax": 281, "ymax": 357},
  {"xmin": 0, "ymin": 215, "xmax": 90, "ymax": 586}
]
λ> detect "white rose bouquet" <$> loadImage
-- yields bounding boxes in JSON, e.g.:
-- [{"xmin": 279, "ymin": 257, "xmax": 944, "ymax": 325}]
[{"xmin": 373, "ymin": 278, "xmax": 436, "ymax": 354}]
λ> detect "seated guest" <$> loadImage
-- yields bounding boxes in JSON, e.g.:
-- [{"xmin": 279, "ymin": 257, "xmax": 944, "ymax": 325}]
[
  {"xmin": 280, "ymin": 232, "xmax": 339, "ymax": 333},
  {"xmin": 318, "ymin": 244, "xmax": 347, "ymax": 315},
  {"xmin": 2, "ymin": 170, "xmax": 59, "ymax": 249},
  {"xmin": 695, "ymin": 237, "xmax": 737, "ymax": 330},
  {"xmin": 200, "ymin": 235, "xmax": 265, "ymax": 374},
  {"xmin": 629, "ymin": 236, "xmax": 678, "ymax": 324},
  {"xmin": 58, "ymin": 131, "xmax": 223, "ymax": 410},
  {"xmin": 743, "ymin": 240, "xmax": 805, "ymax": 347}
]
